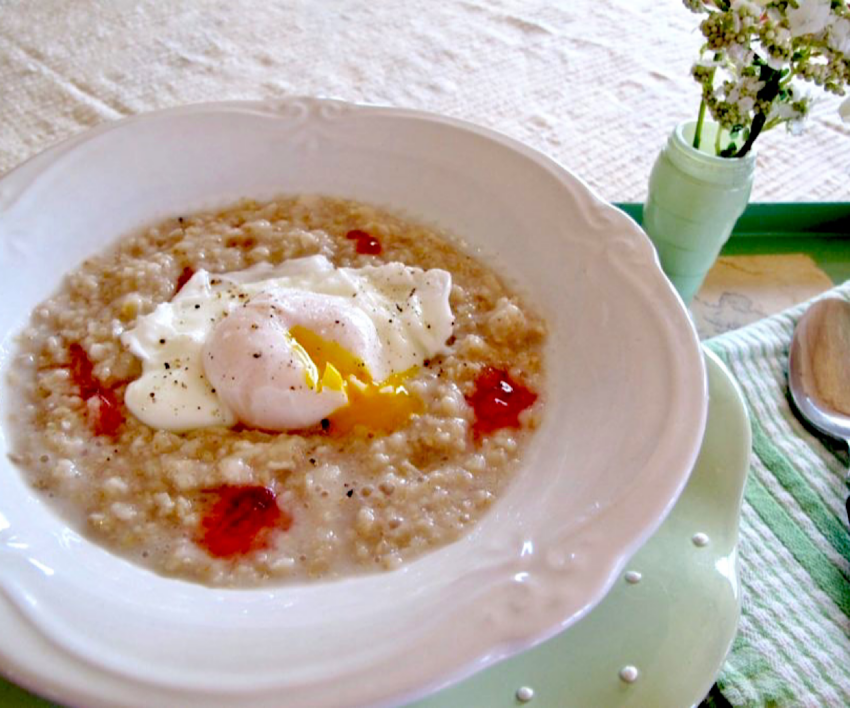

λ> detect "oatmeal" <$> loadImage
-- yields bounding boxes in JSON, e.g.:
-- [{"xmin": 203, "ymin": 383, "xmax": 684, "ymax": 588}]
[{"xmin": 6, "ymin": 196, "xmax": 546, "ymax": 587}]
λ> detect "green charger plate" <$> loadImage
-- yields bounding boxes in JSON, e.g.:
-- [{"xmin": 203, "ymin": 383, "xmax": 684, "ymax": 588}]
[{"xmin": 0, "ymin": 349, "xmax": 750, "ymax": 708}]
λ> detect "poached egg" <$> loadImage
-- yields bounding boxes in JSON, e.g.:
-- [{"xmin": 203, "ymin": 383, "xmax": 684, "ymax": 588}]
[{"xmin": 121, "ymin": 255, "xmax": 453, "ymax": 434}]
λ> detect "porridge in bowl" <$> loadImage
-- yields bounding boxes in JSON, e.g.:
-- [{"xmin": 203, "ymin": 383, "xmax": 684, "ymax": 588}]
[{"xmin": 6, "ymin": 195, "xmax": 545, "ymax": 587}]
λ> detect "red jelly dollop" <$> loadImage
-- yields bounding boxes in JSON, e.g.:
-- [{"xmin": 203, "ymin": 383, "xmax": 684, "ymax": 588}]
[
  {"xmin": 175, "ymin": 265, "xmax": 195, "ymax": 292},
  {"xmin": 346, "ymin": 229, "xmax": 382, "ymax": 255},
  {"xmin": 466, "ymin": 367, "xmax": 537, "ymax": 437},
  {"xmin": 68, "ymin": 343, "xmax": 124, "ymax": 436},
  {"xmin": 92, "ymin": 390, "xmax": 123, "ymax": 436},
  {"xmin": 198, "ymin": 486, "xmax": 292, "ymax": 558},
  {"xmin": 69, "ymin": 343, "xmax": 99, "ymax": 398}
]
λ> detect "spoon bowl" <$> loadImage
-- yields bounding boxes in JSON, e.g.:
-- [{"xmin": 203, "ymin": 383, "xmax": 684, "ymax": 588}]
[
  {"xmin": 788, "ymin": 297, "xmax": 850, "ymax": 445},
  {"xmin": 788, "ymin": 297, "xmax": 850, "ymax": 524}
]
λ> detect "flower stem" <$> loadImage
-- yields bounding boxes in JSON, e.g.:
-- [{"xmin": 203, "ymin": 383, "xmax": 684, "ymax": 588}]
[
  {"xmin": 735, "ymin": 112, "xmax": 765, "ymax": 157},
  {"xmin": 735, "ymin": 67, "xmax": 780, "ymax": 157},
  {"xmin": 714, "ymin": 120, "xmax": 723, "ymax": 156},
  {"xmin": 779, "ymin": 70, "xmax": 798, "ymax": 88},
  {"xmin": 693, "ymin": 99, "xmax": 707, "ymax": 150}
]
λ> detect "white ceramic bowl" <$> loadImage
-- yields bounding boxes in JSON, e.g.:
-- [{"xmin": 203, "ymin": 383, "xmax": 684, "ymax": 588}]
[{"xmin": 0, "ymin": 99, "xmax": 706, "ymax": 708}]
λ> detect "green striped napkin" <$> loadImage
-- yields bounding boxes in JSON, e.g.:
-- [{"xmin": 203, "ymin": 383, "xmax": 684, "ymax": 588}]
[{"xmin": 705, "ymin": 281, "xmax": 850, "ymax": 708}]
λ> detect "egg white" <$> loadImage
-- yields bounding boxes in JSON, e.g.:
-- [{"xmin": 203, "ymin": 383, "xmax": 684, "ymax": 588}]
[{"xmin": 121, "ymin": 255, "xmax": 453, "ymax": 432}]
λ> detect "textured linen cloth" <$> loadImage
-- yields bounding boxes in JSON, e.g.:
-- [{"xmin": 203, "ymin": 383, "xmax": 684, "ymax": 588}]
[
  {"xmin": 706, "ymin": 282, "xmax": 850, "ymax": 708},
  {"xmin": 0, "ymin": 0, "xmax": 848, "ymax": 202}
]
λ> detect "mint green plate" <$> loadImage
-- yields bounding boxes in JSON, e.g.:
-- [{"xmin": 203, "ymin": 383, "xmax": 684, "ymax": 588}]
[
  {"xmin": 0, "ymin": 349, "xmax": 750, "ymax": 708},
  {"xmin": 410, "ymin": 348, "xmax": 750, "ymax": 708}
]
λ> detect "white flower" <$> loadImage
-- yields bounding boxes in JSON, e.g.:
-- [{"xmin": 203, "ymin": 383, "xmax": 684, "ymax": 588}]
[
  {"xmin": 763, "ymin": 51, "xmax": 786, "ymax": 71},
  {"xmin": 765, "ymin": 7, "xmax": 782, "ymax": 24},
  {"xmin": 726, "ymin": 43, "xmax": 754, "ymax": 68},
  {"xmin": 741, "ymin": 75, "xmax": 765, "ymax": 95},
  {"xmin": 726, "ymin": 74, "xmax": 762, "ymax": 116},
  {"xmin": 788, "ymin": 119, "xmax": 806, "ymax": 136},
  {"xmin": 827, "ymin": 17, "xmax": 850, "ymax": 57},
  {"xmin": 840, "ymin": 97, "xmax": 850, "ymax": 123},
  {"xmin": 786, "ymin": 0, "xmax": 832, "ymax": 38},
  {"xmin": 687, "ymin": 0, "xmax": 849, "ymax": 155},
  {"xmin": 770, "ymin": 102, "xmax": 800, "ymax": 120},
  {"xmin": 738, "ymin": 95, "xmax": 756, "ymax": 113},
  {"xmin": 767, "ymin": 84, "xmax": 809, "ymax": 123}
]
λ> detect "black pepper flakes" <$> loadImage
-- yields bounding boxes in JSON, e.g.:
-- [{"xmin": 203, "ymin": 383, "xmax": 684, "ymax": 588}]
[
  {"xmin": 253, "ymin": 352, "xmax": 262, "ymax": 359},
  {"xmin": 320, "ymin": 418, "xmax": 330, "ymax": 431},
  {"xmin": 346, "ymin": 489, "xmax": 354, "ymax": 498}
]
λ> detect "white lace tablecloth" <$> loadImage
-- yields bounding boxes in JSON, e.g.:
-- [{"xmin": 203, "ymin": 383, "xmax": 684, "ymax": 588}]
[{"xmin": 1, "ymin": 0, "xmax": 847, "ymax": 202}]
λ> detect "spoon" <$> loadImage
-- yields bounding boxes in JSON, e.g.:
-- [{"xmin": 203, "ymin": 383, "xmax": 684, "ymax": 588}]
[{"xmin": 788, "ymin": 297, "xmax": 850, "ymax": 522}]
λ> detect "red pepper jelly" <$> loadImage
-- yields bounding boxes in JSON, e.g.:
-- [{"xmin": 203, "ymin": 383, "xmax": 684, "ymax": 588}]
[
  {"xmin": 175, "ymin": 266, "xmax": 195, "ymax": 292},
  {"xmin": 199, "ymin": 486, "xmax": 292, "ymax": 558},
  {"xmin": 466, "ymin": 367, "xmax": 537, "ymax": 437},
  {"xmin": 346, "ymin": 229, "xmax": 382, "ymax": 255},
  {"xmin": 91, "ymin": 390, "xmax": 123, "ymax": 437},
  {"xmin": 69, "ymin": 343, "xmax": 99, "ymax": 398},
  {"xmin": 68, "ymin": 343, "xmax": 125, "ymax": 436}
]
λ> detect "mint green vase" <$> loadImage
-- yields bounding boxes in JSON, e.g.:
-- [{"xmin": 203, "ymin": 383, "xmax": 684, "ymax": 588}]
[{"xmin": 643, "ymin": 121, "xmax": 756, "ymax": 305}]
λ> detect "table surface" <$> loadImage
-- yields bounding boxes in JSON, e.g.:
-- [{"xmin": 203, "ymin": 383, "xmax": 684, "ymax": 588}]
[
  {"xmin": 1, "ymin": 1, "xmax": 848, "ymax": 706},
  {"xmin": 1, "ymin": 0, "xmax": 848, "ymax": 203}
]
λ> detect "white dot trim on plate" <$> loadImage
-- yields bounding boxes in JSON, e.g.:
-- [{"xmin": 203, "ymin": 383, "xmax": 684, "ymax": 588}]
[
  {"xmin": 692, "ymin": 532, "xmax": 710, "ymax": 547},
  {"xmin": 516, "ymin": 685, "xmax": 535, "ymax": 702},
  {"xmin": 624, "ymin": 570, "xmax": 642, "ymax": 584},
  {"xmin": 619, "ymin": 665, "xmax": 639, "ymax": 683}
]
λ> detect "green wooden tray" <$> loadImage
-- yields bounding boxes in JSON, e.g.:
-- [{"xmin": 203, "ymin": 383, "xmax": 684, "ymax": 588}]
[{"xmin": 615, "ymin": 202, "xmax": 850, "ymax": 285}]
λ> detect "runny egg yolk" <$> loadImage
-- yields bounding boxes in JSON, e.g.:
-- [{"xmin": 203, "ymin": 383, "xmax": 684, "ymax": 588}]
[{"xmin": 287, "ymin": 325, "xmax": 423, "ymax": 435}]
